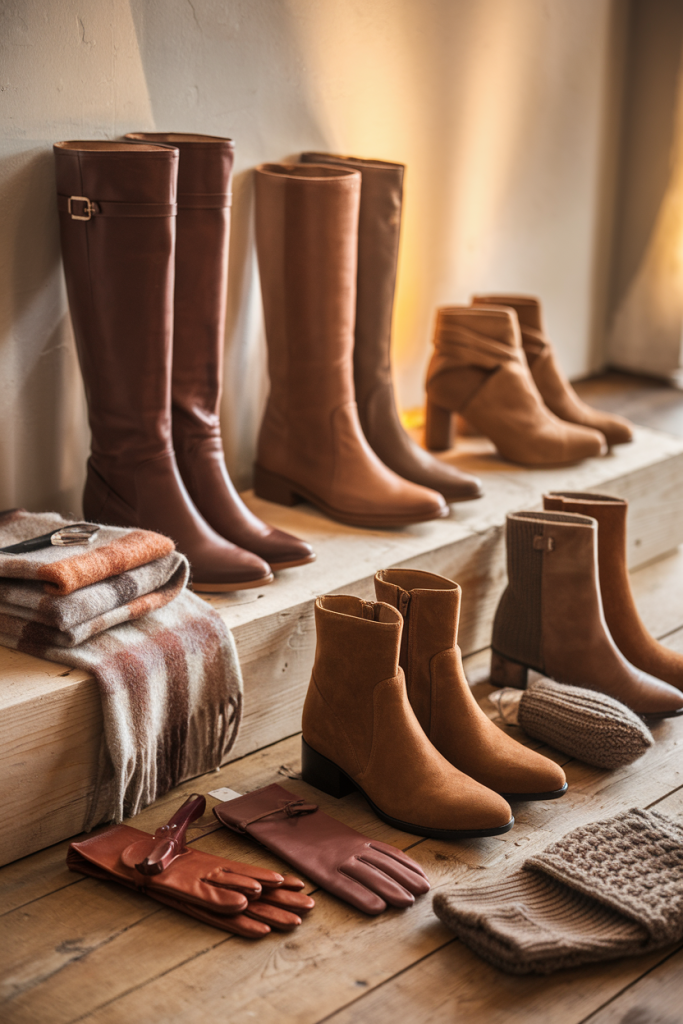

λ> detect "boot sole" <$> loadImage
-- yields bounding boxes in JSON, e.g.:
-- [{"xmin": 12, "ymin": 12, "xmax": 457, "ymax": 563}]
[
  {"xmin": 491, "ymin": 649, "xmax": 683, "ymax": 721},
  {"xmin": 268, "ymin": 553, "xmax": 317, "ymax": 570},
  {"xmin": 301, "ymin": 738, "xmax": 514, "ymax": 840},
  {"xmin": 254, "ymin": 465, "xmax": 449, "ymax": 529},
  {"xmin": 500, "ymin": 783, "xmax": 568, "ymax": 801},
  {"xmin": 191, "ymin": 574, "xmax": 274, "ymax": 592}
]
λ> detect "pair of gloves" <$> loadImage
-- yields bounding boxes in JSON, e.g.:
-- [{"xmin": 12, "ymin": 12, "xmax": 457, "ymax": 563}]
[{"xmin": 68, "ymin": 784, "xmax": 430, "ymax": 938}]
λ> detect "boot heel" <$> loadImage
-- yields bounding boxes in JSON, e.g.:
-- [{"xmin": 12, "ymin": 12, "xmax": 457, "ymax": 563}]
[
  {"xmin": 301, "ymin": 738, "xmax": 355, "ymax": 799},
  {"xmin": 490, "ymin": 650, "xmax": 528, "ymax": 689},
  {"xmin": 254, "ymin": 464, "xmax": 304, "ymax": 507},
  {"xmin": 425, "ymin": 399, "xmax": 454, "ymax": 451}
]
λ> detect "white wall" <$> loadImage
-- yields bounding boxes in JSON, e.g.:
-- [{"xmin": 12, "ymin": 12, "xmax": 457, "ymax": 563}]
[{"xmin": 0, "ymin": 0, "xmax": 622, "ymax": 513}]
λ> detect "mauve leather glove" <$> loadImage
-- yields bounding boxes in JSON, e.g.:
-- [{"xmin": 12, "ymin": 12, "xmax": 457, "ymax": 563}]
[
  {"xmin": 67, "ymin": 794, "xmax": 314, "ymax": 938},
  {"xmin": 213, "ymin": 783, "xmax": 431, "ymax": 915}
]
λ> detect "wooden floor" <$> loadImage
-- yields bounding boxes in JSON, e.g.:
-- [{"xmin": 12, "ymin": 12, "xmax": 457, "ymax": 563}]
[{"xmin": 2, "ymin": 372, "xmax": 683, "ymax": 1024}]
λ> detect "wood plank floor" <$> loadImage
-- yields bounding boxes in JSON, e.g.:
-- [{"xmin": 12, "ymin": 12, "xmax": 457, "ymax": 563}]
[{"xmin": 2, "ymin": 372, "xmax": 683, "ymax": 1023}]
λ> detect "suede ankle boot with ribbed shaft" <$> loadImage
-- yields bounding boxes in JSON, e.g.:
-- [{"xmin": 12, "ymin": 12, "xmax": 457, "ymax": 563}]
[
  {"xmin": 373, "ymin": 569, "xmax": 567, "ymax": 799},
  {"xmin": 544, "ymin": 492, "xmax": 683, "ymax": 692},
  {"xmin": 299, "ymin": 151, "xmax": 482, "ymax": 503},
  {"xmin": 253, "ymin": 164, "xmax": 448, "ymax": 529},
  {"xmin": 472, "ymin": 296, "xmax": 633, "ymax": 447},
  {"xmin": 491, "ymin": 511, "xmax": 683, "ymax": 719},
  {"xmin": 301, "ymin": 595, "xmax": 513, "ymax": 839},
  {"xmin": 54, "ymin": 141, "xmax": 272, "ymax": 591},
  {"xmin": 126, "ymin": 133, "xmax": 314, "ymax": 571},
  {"xmin": 424, "ymin": 306, "xmax": 607, "ymax": 465}
]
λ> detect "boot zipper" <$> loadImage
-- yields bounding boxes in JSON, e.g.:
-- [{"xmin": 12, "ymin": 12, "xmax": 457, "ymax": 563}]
[{"xmin": 398, "ymin": 591, "xmax": 411, "ymax": 668}]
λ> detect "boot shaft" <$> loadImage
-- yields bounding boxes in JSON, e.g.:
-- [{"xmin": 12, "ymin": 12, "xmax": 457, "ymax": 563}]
[{"xmin": 54, "ymin": 141, "xmax": 178, "ymax": 465}]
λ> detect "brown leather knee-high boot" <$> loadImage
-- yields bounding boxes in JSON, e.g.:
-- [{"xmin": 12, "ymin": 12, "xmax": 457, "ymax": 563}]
[
  {"xmin": 301, "ymin": 595, "xmax": 513, "ymax": 838},
  {"xmin": 54, "ymin": 141, "xmax": 272, "ymax": 591},
  {"xmin": 424, "ymin": 306, "xmax": 607, "ymax": 465},
  {"xmin": 253, "ymin": 164, "xmax": 448, "ymax": 529},
  {"xmin": 472, "ymin": 296, "xmax": 633, "ymax": 447},
  {"xmin": 300, "ymin": 151, "xmax": 482, "ymax": 503},
  {"xmin": 490, "ymin": 511, "xmax": 683, "ymax": 718},
  {"xmin": 126, "ymin": 133, "xmax": 314, "ymax": 571},
  {"xmin": 544, "ymin": 492, "xmax": 683, "ymax": 692},
  {"xmin": 374, "ymin": 568, "xmax": 567, "ymax": 799}
]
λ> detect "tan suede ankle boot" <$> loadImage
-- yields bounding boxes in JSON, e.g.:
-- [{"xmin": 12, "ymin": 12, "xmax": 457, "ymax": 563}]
[
  {"xmin": 301, "ymin": 595, "xmax": 513, "ymax": 839},
  {"xmin": 473, "ymin": 295, "xmax": 633, "ymax": 447},
  {"xmin": 425, "ymin": 306, "xmax": 607, "ymax": 465},
  {"xmin": 374, "ymin": 568, "xmax": 567, "ymax": 800},
  {"xmin": 491, "ymin": 511, "xmax": 683, "ymax": 719},
  {"xmin": 544, "ymin": 492, "xmax": 683, "ymax": 692}
]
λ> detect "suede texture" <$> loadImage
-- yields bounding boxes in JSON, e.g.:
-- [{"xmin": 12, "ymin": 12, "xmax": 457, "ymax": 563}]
[
  {"xmin": 472, "ymin": 295, "xmax": 633, "ymax": 447},
  {"xmin": 544, "ymin": 492, "xmax": 683, "ymax": 691},
  {"xmin": 302, "ymin": 595, "xmax": 512, "ymax": 831},
  {"xmin": 375, "ymin": 569, "xmax": 566, "ymax": 796},
  {"xmin": 425, "ymin": 306, "xmax": 606, "ymax": 465}
]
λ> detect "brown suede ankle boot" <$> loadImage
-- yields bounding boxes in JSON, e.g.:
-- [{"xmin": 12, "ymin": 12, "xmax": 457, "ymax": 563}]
[
  {"xmin": 374, "ymin": 569, "xmax": 567, "ymax": 800},
  {"xmin": 301, "ymin": 595, "xmax": 513, "ymax": 839},
  {"xmin": 544, "ymin": 492, "xmax": 683, "ymax": 692},
  {"xmin": 253, "ymin": 164, "xmax": 448, "ymax": 528},
  {"xmin": 473, "ymin": 295, "xmax": 633, "ymax": 447},
  {"xmin": 425, "ymin": 307, "xmax": 607, "ymax": 465},
  {"xmin": 491, "ymin": 511, "xmax": 683, "ymax": 719},
  {"xmin": 300, "ymin": 151, "xmax": 482, "ymax": 503}
]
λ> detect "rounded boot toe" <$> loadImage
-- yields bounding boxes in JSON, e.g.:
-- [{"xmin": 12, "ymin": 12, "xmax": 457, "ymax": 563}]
[
  {"xmin": 252, "ymin": 527, "xmax": 315, "ymax": 569},
  {"xmin": 191, "ymin": 544, "xmax": 273, "ymax": 591},
  {"xmin": 564, "ymin": 424, "xmax": 608, "ymax": 460},
  {"xmin": 439, "ymin": 469, "xmax": 483, "ymax": 503},
  {"xmin": 600, "ymin": 415, "xmax": 634, "ymax": 447},
  {"xmin": 499, "ymin": 757, "xmax": 567, "ymax": 800}
]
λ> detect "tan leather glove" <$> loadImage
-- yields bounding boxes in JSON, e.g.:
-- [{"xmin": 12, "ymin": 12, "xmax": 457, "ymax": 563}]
[{"xmin": 67, "ymin": 794, "xmax": 314, "ymax": 937}]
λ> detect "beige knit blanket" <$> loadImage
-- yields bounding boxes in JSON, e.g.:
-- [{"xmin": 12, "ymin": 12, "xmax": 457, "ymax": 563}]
[{"xmin": 0, "ymin": 510, "xmax": 243, "ymax": 827}]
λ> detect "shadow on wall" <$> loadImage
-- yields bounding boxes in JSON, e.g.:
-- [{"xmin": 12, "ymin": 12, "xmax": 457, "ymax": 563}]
[
  {"xmin": 129, "ymin": 0, "xmax": 330, "ymax": 489},
  {"xmin": 0, "ymin": 147, "xmax": 88, "ymax": 515}
]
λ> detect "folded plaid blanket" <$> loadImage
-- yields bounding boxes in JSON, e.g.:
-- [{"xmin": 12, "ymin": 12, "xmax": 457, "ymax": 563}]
[{"xmin": 0, "ymin": 510, "xmax": 243, "ymax": 827}]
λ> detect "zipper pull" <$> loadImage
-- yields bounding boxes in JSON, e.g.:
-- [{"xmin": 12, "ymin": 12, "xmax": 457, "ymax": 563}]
[{"xmin": 398, "ymin": 591, "xmax": 411, "ymax": 618}]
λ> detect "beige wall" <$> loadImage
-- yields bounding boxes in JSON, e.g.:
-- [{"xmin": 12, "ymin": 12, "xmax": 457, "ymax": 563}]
[{"xmin": 0, "ymin": 0, "xmax": 623, "ymax": 513}]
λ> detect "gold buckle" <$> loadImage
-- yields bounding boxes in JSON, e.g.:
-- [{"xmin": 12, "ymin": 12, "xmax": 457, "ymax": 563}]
[{"xmin": 68, "ymin": 196, "xmax": 94, "ymax": 221}]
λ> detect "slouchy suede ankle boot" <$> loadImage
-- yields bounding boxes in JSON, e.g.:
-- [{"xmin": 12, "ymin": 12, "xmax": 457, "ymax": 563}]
[
  {"xmin": 126, "ymin": 134, "xmax": 313, "ymax": 571},
  {"xmin": 374, "ymin": 569, "xmax": 567, "ymax": 799},
  {"xmin": 301, "ymin": 595, "xmax": 513, "ymax": 839},
  {"xmin": 473, "ymin": 296, "xmax": 633, "ymax": 447},
  {"xmin": 424, "ymin": 307, "xmax": 607, "ymax": 465},
  {"xmin": 300, "ymin": 152, "xmax": 482, "ymax": 503},
  {"xmin": 544, "ymin": 492, "xmax": 683, "ymax": 692},
  {"xmin": 491, "ymin": 511, "xmax": 683, "ymax": 719},
  {"xmin": 253, "ymin": 164, "xmax": 448, "ymax": 529},
  {"xmin": 54, "ymin": 141, "xmax": 272, "ymax": 591}
]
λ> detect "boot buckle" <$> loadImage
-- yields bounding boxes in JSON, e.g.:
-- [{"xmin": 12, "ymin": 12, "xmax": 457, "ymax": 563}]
[{"xmin": 68, "ymin": 196, "xmax": 95, "ymax": 221}]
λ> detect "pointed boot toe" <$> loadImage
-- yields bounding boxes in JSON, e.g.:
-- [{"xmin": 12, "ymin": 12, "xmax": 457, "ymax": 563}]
[
  {"xmin": 498, "ymin": 756, "xmax": 567, "ymax": 801},
  {"xmin": 255, "ymin": 528, "xmax": 315, "ymax": 570},
  {"xmin": 191, "ymin": 546, "xmax": 273, "ymax": 592}
]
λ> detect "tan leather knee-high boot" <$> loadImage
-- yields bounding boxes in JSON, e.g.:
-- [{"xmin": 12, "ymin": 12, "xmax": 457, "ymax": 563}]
[
  {"xmin": 54, "ymin": 141, "xmax": 272, "ymax": 590},
  {"xmin": 374, "ymin": 568, "xmax": 567, "ymax": 799},
  {"xmin": 253, "ymin": 164, "xmax": 448, "ymax": 529},
  {"xmin": 490, "ymin": 511, "xmax": 683, "ymax": 719},
  {"xmin": 472, "ymin": 296, "xmax": 633, "ymax": 447},
  {"xmin": 544, "ymin": 492, "xmax": 683, "ymax": 692},
  {"xmin": 126, "ymin": 133, "xmax": 314, "ymax": 571},
  {"xmin": 300, "ymin": 151, "xmax": 482, "ymax": 503},
  {"xmin": 424, "ymin": 306, "xmax": 607, "ymax": 465},
  {"xmin": 301, "ymin": 595, "xmax": 513, "ymax": 838}
]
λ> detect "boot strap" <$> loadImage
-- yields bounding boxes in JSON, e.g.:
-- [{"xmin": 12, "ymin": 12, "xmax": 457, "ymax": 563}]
[{"xmin": 57, "ymin": 194, "xmax": 177, "ymax": 220}]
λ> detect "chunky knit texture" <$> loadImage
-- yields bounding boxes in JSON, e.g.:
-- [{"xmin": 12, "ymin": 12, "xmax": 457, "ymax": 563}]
[
  {"xmin": 517, "ymin": 678, "xmax": 654, "ymax": 769},
  {"xmin": 433, "ymin": 808, "xmax": 683, "ymax": 974}
]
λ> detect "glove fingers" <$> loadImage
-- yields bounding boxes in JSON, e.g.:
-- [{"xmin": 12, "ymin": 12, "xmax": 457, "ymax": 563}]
[
  {"xmin": 245, "ymin": 901, "xmax": 302, "ymax": 932},
  {"xmin": 280, "ymin": 874, "xmax": 306, "ymax": 891},
  {"xmin": 203, "ymin": 868, "xmax": 263, "ymax": 898},
  {"xmin": 223, "ymin": 912, "xmax": 272, "ymax": 939},
  {"xmin": 362, "ymin": 848, "xmax": 431, "ymax": 896},
  {"xmin": 256, "ymin": 888, "xmax": 315, "ymax": 913},
  {"xmin": 369, "ymin": 842, "xmax": 431, "ymax": 889},
  {"xmin": 341, "ymin": 857, "xmax": 414, "ymax": 909},
  {"xmin": 218, "ymin": 859, "xmax": 285, "ymax": 888}
]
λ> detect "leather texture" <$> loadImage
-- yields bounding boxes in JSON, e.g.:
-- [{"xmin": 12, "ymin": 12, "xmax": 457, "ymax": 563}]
[
  {"xmin": 127, "ymin": 133, "xmax": 314, "ymax": 570},
  {"xmin": 67, "ymin": 794, "xmax": 314, "ymax": 937},
  {"xmin": 300, "ymin": 151, "xmax": 482, "ymax": 503},
  {"xmin": 492, "ymin": 511, "xmax": 683, "ymax": 717},
  {"xmin": 54, "ymin": 141, "xmax": 273, "ymax": 591},
  {"xmin": 544, "ymin": 492, "xmax": 683, "ymax": 692},
  {"xmin": 301, "ymin": 594, "xmax": 513, "ymax": 835},
  {"xmin": 253, "ymin": 163, "xmax": 448, "ymax": 528},
  {"xmin": 374, "ymin": 568, "xmax": 567, "ymax": 797},
  {"xmin": 473, "ymin": 295, "xmax": 634, "ymax": 447},
  {"xmin": 425, "ymin": 306, "xmax": 607, "ymax": 465},
  {"xmin": 214, "ymin": 782, "xmax": 430, "ymax": 915}
]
